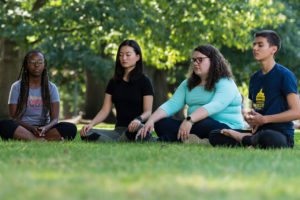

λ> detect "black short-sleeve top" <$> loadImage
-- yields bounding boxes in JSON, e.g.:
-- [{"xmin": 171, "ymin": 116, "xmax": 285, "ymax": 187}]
[{"xmin": 106, "ymin": 74, "xmax": 154, "ymax": 127}]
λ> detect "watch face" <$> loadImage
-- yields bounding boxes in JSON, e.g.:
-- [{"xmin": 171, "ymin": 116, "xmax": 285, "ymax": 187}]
[{"xmin": 186, "ymin": 116, "xmax": 191, "ymax": 120}]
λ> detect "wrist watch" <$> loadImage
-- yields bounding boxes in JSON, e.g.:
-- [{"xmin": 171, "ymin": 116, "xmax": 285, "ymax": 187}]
[
  {"xmin": 186, "ymin": 116, "xmax": 194, "ymax": 125},
  {"xmin": 135, "ymin": 116, "xmax": 143, "ymax": 123}
]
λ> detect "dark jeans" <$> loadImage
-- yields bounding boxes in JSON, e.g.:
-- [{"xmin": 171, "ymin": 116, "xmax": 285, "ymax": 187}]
[
  {"xmin": 0, "ymin": 119, "xmax": 77, "ymax": 141},
  {"xmin": 209, "ymin": 128, "xmax": 294, "ymax": 149},
  {"xmin": 154, "ymin": 117, "xmax": 230, "ymax": 142}
]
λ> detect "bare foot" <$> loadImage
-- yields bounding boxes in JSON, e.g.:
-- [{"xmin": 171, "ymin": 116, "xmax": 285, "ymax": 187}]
[
  {"xmin": 44, "ymin": 129, "xmax": 64, "ymax": 141},
  {"xmin": 221, "ymin": 129, "xmax": 252, "ymax": 142}
]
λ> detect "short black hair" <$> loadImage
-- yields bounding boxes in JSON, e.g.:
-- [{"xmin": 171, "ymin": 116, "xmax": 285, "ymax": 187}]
[{"xmin": 255, "ymin": 30, "xmax": 281, "ymax": 54}]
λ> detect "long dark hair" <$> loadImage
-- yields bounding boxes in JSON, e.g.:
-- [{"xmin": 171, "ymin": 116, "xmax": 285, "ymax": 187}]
[
  {"xmin": 14, "ymin": 50, "xmax": 51, "ymax": 121},
  {"xmin": 187, "ymin": 44, "xmax": 232, "ymax": 91},
  {"xmin": 113, "ymin": 40, "xmax": 143, "ymax": 82}
]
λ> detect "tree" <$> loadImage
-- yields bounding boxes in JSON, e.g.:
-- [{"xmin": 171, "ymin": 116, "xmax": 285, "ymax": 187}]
[
  {"xmin": 0, "ymin": 0, "xmax": 298, "ymax": 119},
  {"xmin": 0, "ymin": 39, "xmax": 23, "ymax": 118}
]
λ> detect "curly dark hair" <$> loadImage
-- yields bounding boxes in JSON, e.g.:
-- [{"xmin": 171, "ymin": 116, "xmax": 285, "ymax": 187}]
[
  {"xmin": 187, "ymin": 44, "xmax": 232, "ymax": 91},
  {"xmin": 113, "ymin": 39, "xmax": 143, "ymax": 83},
  {"xmin": 14, "ymin": 50, "xmax": 50, "ymax": 123}
]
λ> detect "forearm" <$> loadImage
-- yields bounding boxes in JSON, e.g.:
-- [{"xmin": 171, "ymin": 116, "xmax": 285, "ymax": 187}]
[
  {"xmin": 139, "ymin": 110, "xmax": 152, "ymax": 122},
  {"xmin": 263, "ymin": 93, "xmax": 300, "ymax": 124},
  {"xmin": 90, "ymin": 109, "xmax": 110, "ymax": 126},
  {"xmin": 14, "ymin": 119, "xmax": 33, "ymax": 131},
  {"xmin": 140, "ymin": 95, "xmax": 153, "ymax": 122},
  {"xmin": 44, "ymin": 118, "xmax": 59, "ymax": 130},
  {"xmin": 189, "ymin": 107, "xmax": 209, "ymax": 122},
  {"xmin": 147, "ymin": 108, "xmax": 168, "ymax": 123},
  {"xmin": 263, "ymin": 110, "xmax": 300, "ymax": 124},
  {"xmin": 159, "ymin": 81, "xmax": 186, "ymax": 117}
]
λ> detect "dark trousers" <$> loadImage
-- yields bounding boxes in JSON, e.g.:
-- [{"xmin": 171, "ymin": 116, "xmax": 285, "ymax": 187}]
[
  {"xmin": 154, "ymin": 117, "xmax": 230, "ymax": 142},
  {"xmin": 0, "ymin": 119, "xmax": 77, "ymax": 141},
  {"xmin": 209, "ymin": 128, "xmax": 294, "ymax": 149}
]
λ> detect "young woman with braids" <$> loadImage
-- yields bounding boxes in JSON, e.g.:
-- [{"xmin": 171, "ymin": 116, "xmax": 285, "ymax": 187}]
[
  {"xmin": 0, "ymin": 50, "xmax": 77, "ymax": 141},
  {"xmin": 138, "ymin": 44, "xmax": 244, "ymax": 143},
  {"xmin": 80, "ymin": 40, "xmax": 154, "ymax": 142}
]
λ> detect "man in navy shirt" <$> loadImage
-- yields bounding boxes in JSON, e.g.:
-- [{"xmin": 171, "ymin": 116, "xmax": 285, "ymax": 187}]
[{"xmin": 212, "ymin": 30, "xmax": 300, "ymax": 148}]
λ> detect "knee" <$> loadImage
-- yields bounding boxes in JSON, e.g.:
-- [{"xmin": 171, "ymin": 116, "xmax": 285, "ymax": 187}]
[
  {"xmin": 208, "ymin": 129, "xmax": 222, "ymax": 147},
  {"xmin": 258, "ymin": 130, "xmax": 288, "ymax": 149},
  {"xmin": 0, "ymin": 119, "xmax": 12, "ymax": 128},
  {"xmin": 154, "ymin": 118, "xmax": 167, "ymax": 135},
  {"xmin": 0, "ymin": 119, "xmax": 18, "ymax": 140},
  {"xmin": 57, "ymin": 122, "xmax": 77, "ymax": 140},
  {"xmin": 154, "ymin": 118, "xmax": 166, "ymax": 129}
]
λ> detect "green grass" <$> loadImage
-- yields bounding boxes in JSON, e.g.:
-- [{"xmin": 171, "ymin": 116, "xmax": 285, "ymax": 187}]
[{"xmin": 1, "ymin": 125, "xmax": 300, "ymax": 200}]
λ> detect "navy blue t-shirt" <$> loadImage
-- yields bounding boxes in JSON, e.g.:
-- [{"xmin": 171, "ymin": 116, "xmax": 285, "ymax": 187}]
[
  {"xmin": 249, "ymin": 63, "xmax": 298, "ymax": 136},
  {"xmin": 106, "ymin": 74, "xmax": 154, "ymax": 127}
]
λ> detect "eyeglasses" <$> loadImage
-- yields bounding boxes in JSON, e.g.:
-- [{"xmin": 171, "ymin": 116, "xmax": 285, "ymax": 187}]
[
  {"xmin": 191, "ymin": 57, "xmax": 209, "ymax": 64},
  {"xmin": 28, "ymin": 60, "xmax": 44, "ymax": 65}
]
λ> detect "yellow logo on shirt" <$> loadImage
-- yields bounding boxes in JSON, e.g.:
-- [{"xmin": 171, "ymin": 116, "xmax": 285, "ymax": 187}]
[{"xmin": 255, "ymin": 89, "xmax": 265, "ymax": 110}]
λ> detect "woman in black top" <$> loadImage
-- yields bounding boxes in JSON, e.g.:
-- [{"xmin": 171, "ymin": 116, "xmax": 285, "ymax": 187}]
[{"xmin": 80, "ymin": 40, "xmax": 154, "ymax": 142}]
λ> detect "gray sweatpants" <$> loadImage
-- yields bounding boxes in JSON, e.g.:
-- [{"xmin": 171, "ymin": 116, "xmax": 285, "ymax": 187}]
[{"xmin": 85, "ymin": 125, "xmax": 143, "ymax": 142}]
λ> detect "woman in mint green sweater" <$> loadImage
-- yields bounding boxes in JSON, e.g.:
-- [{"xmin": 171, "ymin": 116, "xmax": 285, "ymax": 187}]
[{"xmin": 137, "ymin": 44, "xmax": 243, "ymax": 143}]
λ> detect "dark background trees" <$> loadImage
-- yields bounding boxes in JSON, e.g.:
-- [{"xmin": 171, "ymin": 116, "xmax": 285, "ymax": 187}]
[{"xmin": 0, "ymin": 0, "xmax": 299, "ymax": 119}]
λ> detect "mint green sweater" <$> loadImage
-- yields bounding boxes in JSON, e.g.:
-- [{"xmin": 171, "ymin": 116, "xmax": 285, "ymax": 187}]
[{"xmin": 160, "ymin": 78, "xmax": 243, "ymax": 129}]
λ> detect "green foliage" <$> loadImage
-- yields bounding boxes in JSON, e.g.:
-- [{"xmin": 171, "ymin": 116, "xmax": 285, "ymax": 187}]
[
  {"xmin": 221, "ymin": 0, "xmax": 300, "ymax": 86},
  {"xmin": 1, "ymin": 0, "xmax": 299, "ymax": 116},
  {"xmin": 0, "ymin": 0, "xmax": 294, "ymax": 71}
]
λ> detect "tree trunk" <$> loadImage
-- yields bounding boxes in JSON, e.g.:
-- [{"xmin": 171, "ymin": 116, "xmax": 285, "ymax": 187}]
[
  {"xmin": 144, "ymin": 67, "xmax": 168, "ymax": 110},
  {"xmin": 0, "ymin": 39, "xmax": 23, "ymax": 118},
  {"xmin": 145, "ymin": 66, "xmax": 184, "ymax": 119},
  {"xmin": 84, "ymin": 68, "xmax": 115, "ymax": 123}
]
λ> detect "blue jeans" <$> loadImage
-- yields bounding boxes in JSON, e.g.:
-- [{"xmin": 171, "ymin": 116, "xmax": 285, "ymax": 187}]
[{"xmin": 154, "ymin": 117, "xmax": 230, "ymax": 142}]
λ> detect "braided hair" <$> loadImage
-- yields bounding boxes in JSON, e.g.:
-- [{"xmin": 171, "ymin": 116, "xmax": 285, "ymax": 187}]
[{"xmin": 14, "ymin": 50, "xmax": 51, "ymax": 123}]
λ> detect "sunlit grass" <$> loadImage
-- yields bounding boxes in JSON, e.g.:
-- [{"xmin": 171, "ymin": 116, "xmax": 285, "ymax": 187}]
[{"xmin": 0, "ymin": 125, "xmax": 300, "ymax": 200}]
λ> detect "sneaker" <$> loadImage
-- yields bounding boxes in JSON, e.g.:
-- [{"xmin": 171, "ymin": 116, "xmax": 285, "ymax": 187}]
[
  {"xmin": 184, "ymin": 134, "xmax": 210, "ymax": 145},
  {"xmin": 135, "ymin": 131, "xmax": 157, "ymax": 142},
  {"xmin": 81, "ymin": 133, "xmax": 100, "ymax": 141},
  {"xmin": 125, "ymin": 130, "xmax": 136, "ymax": 141}
]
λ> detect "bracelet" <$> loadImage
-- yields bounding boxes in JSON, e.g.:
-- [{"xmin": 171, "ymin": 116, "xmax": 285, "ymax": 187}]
[{"xmin": 135, "ymin": 116, "xmax": 143, "ymax": 123}]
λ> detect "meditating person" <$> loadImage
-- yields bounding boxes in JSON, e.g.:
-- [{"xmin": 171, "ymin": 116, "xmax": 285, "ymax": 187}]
[
  {"xmin": 0, "ymin": 50, "xmax": 77, "ymax": 141},
  {"xmin": 210, "ymin": 30, "xmax": 300, "ymax": 149},
  {"xmin": 138, "ymin": 44, "xmax": 243, "ymax": 143},
  {"xmin": 80, "ymin": 40, "xmax": 155, "ymax": 142}
]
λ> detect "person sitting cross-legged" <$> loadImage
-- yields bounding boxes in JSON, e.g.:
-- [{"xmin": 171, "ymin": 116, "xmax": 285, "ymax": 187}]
[
  {"xmin": 209, "ymin": 30, "xmax": 300, "ymax": 149},
  {"xmin": 138, "ymin": 44, "xmax": 244, "ymax": 143},
  {"xmin": 0, "ymin": 50, "xmax": 77, "ymax": 142},
  {"xmin": 80, "ymin": 40, "xmax": 155, "ymax": 142}
]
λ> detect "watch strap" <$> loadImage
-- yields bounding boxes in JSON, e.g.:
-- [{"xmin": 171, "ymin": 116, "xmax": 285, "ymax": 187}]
[
  {"xmin": 135, "ymin": 116, "xmax": 143, "ymax": 122},
  {"xmin": 186, "ymin": 116, "xmax": 194, "ymax": 125}
]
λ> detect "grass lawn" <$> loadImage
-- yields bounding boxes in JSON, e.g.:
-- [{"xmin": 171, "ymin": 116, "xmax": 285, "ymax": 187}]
[{"xmin": 1, "ymin": 124, "xmax": 300, "ymax": 200}]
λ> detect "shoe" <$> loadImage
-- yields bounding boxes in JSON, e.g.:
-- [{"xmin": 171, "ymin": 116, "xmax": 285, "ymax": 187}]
[
  {"xmin": 184, "ymin": 134, "xmax": 209, "ymax": 145},
  {"xmin": 135, "ymin": 131, "xmax": 158, "ymax": 142},
  {"xmin": 125, "ymin": 130, "xmax": 136, "ymax": 141},
  {"xmin": 81, "ymin": 133, "xmax": 100, "ymax": 141}
]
